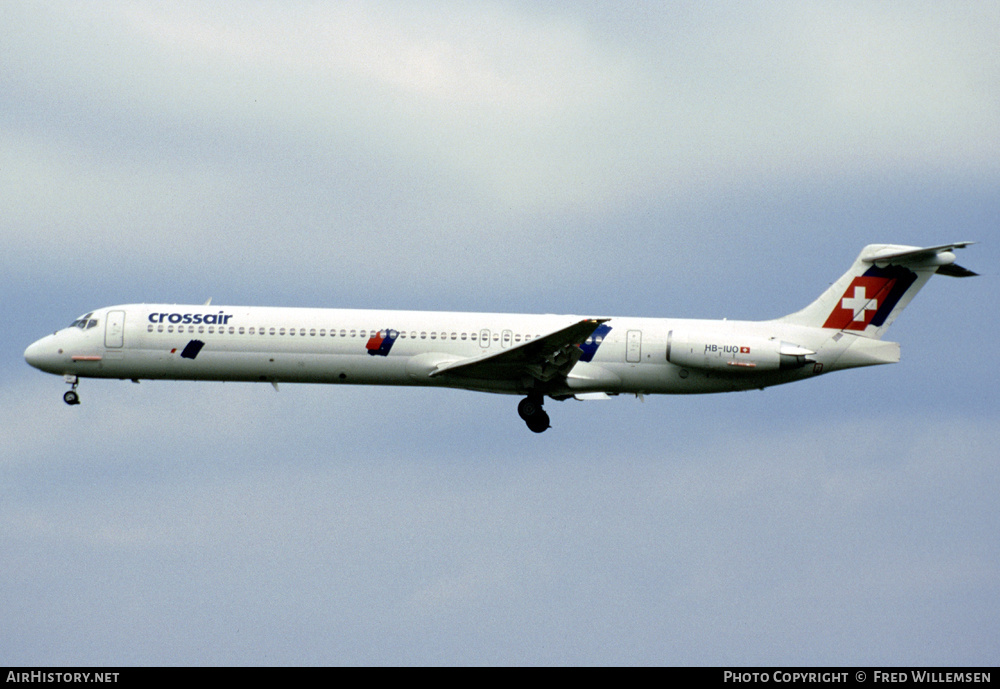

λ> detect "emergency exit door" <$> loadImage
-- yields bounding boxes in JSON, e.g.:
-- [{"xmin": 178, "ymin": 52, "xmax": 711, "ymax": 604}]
[{"xmin": 626, "ymin": 330, "xmax": 642, "ymax": 363}]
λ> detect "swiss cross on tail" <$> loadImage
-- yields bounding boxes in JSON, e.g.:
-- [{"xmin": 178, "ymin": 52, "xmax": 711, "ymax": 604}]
[
  {"xmin": 823, "ymin": 276, "xmax": 897, "ymax": 330},
  {"xmin": 822, "ymin": 265, "xmax": 919, "ymax": 332}
]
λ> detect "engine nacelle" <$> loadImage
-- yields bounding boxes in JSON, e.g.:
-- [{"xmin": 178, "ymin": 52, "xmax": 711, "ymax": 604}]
[{"xmin": 667, "ymin": 330, "xmax": 813, "ymax": 373}]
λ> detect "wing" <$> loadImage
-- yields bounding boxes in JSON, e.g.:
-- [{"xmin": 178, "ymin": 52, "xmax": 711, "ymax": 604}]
[{"xmin": 428, "ymin": 318, "xmax": 610, "ymax": 383}]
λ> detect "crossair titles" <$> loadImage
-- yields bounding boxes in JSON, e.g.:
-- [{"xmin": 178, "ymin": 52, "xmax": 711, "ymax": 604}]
[{"xmin": 148, "ymin": 311, "xmax": 233, "ymax": 326}]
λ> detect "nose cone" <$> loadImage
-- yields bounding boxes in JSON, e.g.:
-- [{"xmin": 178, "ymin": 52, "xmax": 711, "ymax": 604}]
[
  {"xmin": 24, "ymin": 339, "xmax": 43, "ymax": 368},
  {"xmin": 25, "ymin": 335, "xmax": 60, "ymax": 373}
]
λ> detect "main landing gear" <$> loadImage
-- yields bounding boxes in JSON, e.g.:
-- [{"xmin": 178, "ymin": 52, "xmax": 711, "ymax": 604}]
[
  {"xmin": 518, "ymin": 394, "xmax": 550, "ymax": 433},
  {"xmin": 63, "ymin": 375, "xmax": 80, "ymax": 406}
]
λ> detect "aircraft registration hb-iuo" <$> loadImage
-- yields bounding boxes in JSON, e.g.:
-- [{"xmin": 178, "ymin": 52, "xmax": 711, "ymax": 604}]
[{"xmin": 25, "ymin": 243, "xmax": 976, "ymax": 433}]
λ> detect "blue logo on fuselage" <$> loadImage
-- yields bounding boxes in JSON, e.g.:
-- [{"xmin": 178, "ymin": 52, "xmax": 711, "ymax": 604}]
[
  {"xmin": 578, "ymin": 323, "xmax": 612, "ymax": 362},
  {"xmin": 148, "ymin": 311, "xmax": 234, "ymax": 325}
]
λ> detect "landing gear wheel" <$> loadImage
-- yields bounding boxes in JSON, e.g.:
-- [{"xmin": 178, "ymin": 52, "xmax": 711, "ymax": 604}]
[
  {"xmin": 525, "ymin": 409, "xmax": 550, "ymax": 434},
  {"xmin": 63, "ymin": 390, "xmax": 80, "ymax": 406},
  {"xmin": 518, "ymin": 397, "xmax": 541, "ymax": 421},
  {"xmin": 518, "ymin": 395, "xmax": 550, "ymax": 433}
]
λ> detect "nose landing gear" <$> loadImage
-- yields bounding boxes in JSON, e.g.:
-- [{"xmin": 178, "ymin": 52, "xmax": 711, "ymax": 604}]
[
  {"xmin": 518, "ymin": 394, "xmax": 550, "ymax": 433},
  {"xmin": 63, "ymin": 375, "xmax": 80, "ymax": 406}
]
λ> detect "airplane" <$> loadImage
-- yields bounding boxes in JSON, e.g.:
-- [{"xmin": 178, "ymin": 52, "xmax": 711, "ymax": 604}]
[{"xmin": 24, "ymin": 242, "xmax": 975, "ymax": 433}]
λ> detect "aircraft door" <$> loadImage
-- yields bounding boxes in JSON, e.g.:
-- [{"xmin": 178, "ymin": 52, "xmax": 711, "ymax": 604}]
[
  {"xmin": 501, "ymin": 329, "xmax": 512, "ymax": 348},
  {"xmin": 626, "ymin": 329, "xmax": 642, "ymax": 363},
  {"xmin": 105, "ymin": 310, "xmax": 125, "ymax": 348},
  {"xmin": 480, "ymin": 329, "xmax": 491, "ymax": 348}
]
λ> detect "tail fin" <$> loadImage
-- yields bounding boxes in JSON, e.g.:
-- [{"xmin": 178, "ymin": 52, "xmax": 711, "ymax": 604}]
[{"xmin": 778, "ymin": 242, "xmax": 976, "ymax": 339}]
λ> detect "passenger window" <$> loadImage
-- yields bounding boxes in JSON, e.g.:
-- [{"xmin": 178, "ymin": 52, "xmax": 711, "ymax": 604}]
[
  {"xmin": 239, "ymin": 327, "xmax": 245, "ymax": 335},
  {"xmin": 147, "ymin": 324, "xmax": 153, "ymax": 332},
  {"xmin": 269, "ymin": 327, "xmax": 276, "ymax": 335}
]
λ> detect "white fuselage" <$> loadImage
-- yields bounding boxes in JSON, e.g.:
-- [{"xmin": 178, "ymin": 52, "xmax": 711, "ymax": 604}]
[
  {"xmin": 24, "ymin": 303, "xmax": 900, "ymax": 398},
  {"xmin": 24, "ymin": 243, "xmax": 973, "ymax": 431}
]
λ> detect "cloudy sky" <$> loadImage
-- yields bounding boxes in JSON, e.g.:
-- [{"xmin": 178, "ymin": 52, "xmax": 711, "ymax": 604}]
[{"xmin": 3, "ymin": 1, "xmax": 998, "ymax": 666}]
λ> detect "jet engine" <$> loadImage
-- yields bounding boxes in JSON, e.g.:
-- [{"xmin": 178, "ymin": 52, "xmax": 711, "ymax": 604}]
[{"xmin": 666, "ymin": 331, "xmax": 813, "ymax": 372}]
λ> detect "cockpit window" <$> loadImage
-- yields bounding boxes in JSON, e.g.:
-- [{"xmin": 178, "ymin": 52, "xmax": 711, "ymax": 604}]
[{"xmin": 69, "ymin": 313, "xmax": 98, "ymax": 329}]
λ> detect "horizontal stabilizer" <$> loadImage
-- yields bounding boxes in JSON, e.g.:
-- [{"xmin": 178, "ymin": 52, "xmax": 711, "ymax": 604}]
[
  {"xmin": 935, "ymin": 263, "xmax": 978, "ymax": 278},
  {"xmin": 864, "ymin": 242, "xmax": 977, "ymax": 276}
]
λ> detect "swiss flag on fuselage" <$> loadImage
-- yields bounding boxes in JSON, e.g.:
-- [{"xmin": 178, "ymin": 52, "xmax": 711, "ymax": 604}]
[{"xmin": 823, "ymin": 276, "xmax": 897, "ymax": 331}]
